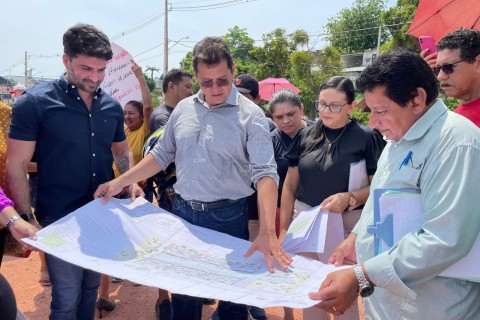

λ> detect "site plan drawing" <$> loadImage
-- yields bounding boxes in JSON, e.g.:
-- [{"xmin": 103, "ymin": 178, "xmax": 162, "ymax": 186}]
[{"xmin": 23, "ymin": 197, "xmax": 347, "ymax": 308}]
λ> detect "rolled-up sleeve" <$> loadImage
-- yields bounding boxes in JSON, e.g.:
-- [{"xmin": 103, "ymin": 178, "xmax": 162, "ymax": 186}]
[
  {"xmin": 246, "ymin": 109, "xmax": 279, "ymax": 187},
  {"xmin": 150, "ymin": 112, "xmax": 176, "ymax": 170}
]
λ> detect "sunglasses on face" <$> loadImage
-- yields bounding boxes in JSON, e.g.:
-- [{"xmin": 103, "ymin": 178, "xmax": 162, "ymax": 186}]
[
  {"xmin": 433, "ymin": 60, "xmax": 464, "ymax": 76},
  {"xmin": 199, "ymin": 78, "xmax": 231, "ymax": 88},
  {"xmin": 314, "ymin": 101, "xmax": 348, "ymax": 114}
]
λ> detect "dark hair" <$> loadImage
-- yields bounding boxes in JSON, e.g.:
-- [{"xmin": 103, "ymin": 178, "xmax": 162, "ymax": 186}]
[
  {"xmin": 357, "ymin": 48, "xmax": 438, "ymax": 107},
  {"xmin": 437, "ymin": 28, "xmax": 480, "ymax": 63},
  {"xmin": 319, "ymin": 76, "xmax": 355, "ymax": 104},
  {"xmin": 302, "ymin": 76, "xmax": 354, "ymax": 156},
  {"xmin": 192, "ymin": 37, "xmax": 234, "ymax": 72},
  {"xmin": 125, "ymin": 100, "xmax": 144, "ymax": 117},
  {"xmin": 162, "ymin": 69, "xmax": 192, "ymax": 93},
  {"xmin": 63, "ymin": 23, "xmax": 113, "ymax": 60},
  {"xmin": 270, "ymin": 89, "xmax": 302, "ymax": 114}
]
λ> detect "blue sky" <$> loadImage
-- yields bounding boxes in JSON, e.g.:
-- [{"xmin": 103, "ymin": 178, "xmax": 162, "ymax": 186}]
[{"xmin": 1, "ymin": 0, "xmax": 396, "ymax": 81}]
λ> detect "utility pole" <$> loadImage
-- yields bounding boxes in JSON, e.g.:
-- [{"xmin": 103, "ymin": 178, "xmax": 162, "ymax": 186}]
[
  {"xmin": 376, "ymin": 25, "xmax": 382, "ymax": 56},
  {"xmin": 163, "ymin": 0, "xmax": 168, "ymax": 76},
  {"xmin": 24, "ymin": 51, "xmax": 28, "ymax": 87}
]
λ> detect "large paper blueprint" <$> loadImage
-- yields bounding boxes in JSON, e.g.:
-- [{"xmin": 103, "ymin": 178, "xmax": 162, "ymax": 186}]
[{"xmin": 23, "ymin": 198, "xmax": 346, "ymax": 308}]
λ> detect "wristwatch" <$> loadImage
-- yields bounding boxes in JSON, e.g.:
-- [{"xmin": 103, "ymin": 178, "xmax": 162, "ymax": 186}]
[
  {"xmin": 348, "ymin": 192, "xmax": 357, "ymax": 207},
  {"xmin": 353, "ymin": 264, "xmax": 374, "ymax": 297}
]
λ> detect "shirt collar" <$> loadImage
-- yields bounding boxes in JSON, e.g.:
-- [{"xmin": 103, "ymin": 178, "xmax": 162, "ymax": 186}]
[
  {"xmin": 196, "ymin": 85, "xmax": 239, "ymax": 108},
  {"xmin": 400, "ymin": 99, "xmax": 448, "ymax": 142}
]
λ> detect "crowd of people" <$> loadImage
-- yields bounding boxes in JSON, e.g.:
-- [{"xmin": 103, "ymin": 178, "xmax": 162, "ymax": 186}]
[{"xmin": 0, "ymin": 22, "xmax": 479, "ymax": 320}]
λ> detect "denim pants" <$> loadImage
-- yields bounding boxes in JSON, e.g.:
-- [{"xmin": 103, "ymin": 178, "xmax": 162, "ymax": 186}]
[
  {"xmin": 171, "ymin": 194, "xmax": 249, "ymax": 320},
  {"xmin": 45, "ymin": 253, "xmax": 100, "ymax": 320}
]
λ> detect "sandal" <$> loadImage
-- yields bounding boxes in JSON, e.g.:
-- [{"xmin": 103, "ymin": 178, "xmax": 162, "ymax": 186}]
[{"xmin": 96, "ymin": 298, "xmax": 116, "ymax": 319}]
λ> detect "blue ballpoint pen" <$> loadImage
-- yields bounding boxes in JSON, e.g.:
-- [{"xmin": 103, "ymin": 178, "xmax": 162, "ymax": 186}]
[{"xmin": 398, "ymin": 151, "xmax": 412, "ymax": 170}]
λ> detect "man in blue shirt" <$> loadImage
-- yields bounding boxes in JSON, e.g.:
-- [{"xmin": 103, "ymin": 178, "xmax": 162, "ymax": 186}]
[{"xmin": 7, "ymin": 23, "xmax": 141, "ymax": 319}]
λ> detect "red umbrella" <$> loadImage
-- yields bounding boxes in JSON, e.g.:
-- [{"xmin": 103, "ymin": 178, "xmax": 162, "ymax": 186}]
[
  {"xmin": 258, "ymin": 78, "xmax": 301, "ymax": 101},
  {"xmin": 407, "ymin": 0, "xmax": 480, "ymax": 42}
]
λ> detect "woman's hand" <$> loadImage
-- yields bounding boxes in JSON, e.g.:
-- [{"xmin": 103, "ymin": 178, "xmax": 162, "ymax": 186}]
[{"xmin": 321, "ymin": 192, "xmax": 349, "ymax": 213}]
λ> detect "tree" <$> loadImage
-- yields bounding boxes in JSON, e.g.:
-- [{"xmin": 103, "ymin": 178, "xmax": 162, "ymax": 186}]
[
  {"xmin": 250, "ymin": 28, "xmax": 292, "ymax": 80},
  {"xmin": 179, "ymin": 52, "xmax": 200, "ymax": 93},
  {"xmin": 325, "ymin": 0, "xmax": 387, "ymax": 53},
  {"xmin": 223, "ymin": 26, "xmax": 256, "ymax": 75},
  {"xmin": 144, "ymin": 74, "xmax": 156, "ymax": 92},
  {"xmin": 290, "ymin": 46, "xmax": 344, "ymax": 118},
  {"xmin": 381, "ymin": 0, "xmax": 420, "ymax": 52}
]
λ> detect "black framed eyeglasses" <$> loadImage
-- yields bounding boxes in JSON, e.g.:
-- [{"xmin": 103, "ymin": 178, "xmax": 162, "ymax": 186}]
[
  {"xmin": 433, "ymin": 60, "xmax": 464, "ymax": 76},
  {"xmin": 314, "ymin": 101, "xmax": 348, "ymax": 114},
  {"xmin": 199, "ymin": 78, "xmax": 231, "ymax": 88}
]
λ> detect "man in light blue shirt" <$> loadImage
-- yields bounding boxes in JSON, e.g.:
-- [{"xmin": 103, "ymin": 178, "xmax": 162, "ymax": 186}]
[{"xmin": 309, "ymin": 49, "xmax": 480, "ymax": 319}]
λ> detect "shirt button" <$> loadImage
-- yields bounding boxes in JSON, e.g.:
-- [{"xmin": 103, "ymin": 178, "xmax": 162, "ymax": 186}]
[
  {"xmin": 71, "ymin": 85, "xmax": 75, "ymax": 88},
  {"xmin": 93, "ymin": 153, "xmax": 96, "ymax": 157},
  {"xmin": 77, "ymin": 97, "xmax": 81, "ymax": 100},
  {"xmin": 89, "ymin": 114, "xmax": 92, "ymax": 117},
  {"xmin": 92, "ymin": 173, "xmax": 96, "ymax": 177},
  {"xmin": 92, "ymin": 133, "xmax": 95, "ymax": 136},
  {"xmin": 383, "ymin": 171, "xmax": 388, "ymax": 176}
]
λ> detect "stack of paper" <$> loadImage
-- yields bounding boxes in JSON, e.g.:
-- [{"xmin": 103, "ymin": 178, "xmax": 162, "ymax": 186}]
[
  {"xmin": 282, "ymin": 205, "xmax": 344, "ymax": 258},
  {"xmin": 367, "ymin": 188, "xmax": 480, "ymax": 283}
]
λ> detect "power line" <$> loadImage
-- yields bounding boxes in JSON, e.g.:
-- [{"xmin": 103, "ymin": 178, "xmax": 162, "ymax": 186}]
[
  {"xmin": 171, "ymin": 0, "xmax": 255, "ymax": 11},
  {"xmin": 110, "ymin": 10, "xmax": 166, "ymax": 41}
]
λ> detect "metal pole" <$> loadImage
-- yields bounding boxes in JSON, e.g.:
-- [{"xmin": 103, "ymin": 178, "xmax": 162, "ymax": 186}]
[
  {"xmin": 376, "ymin": 25, "xmax": 382, "ymax": 55},
  {"xmin": 163, "ymin": 0, "xmax": 168, "ymax": 76},
  {"xmin": 25, "ymin": 51, "xmax": 28, "ymax": 87}
]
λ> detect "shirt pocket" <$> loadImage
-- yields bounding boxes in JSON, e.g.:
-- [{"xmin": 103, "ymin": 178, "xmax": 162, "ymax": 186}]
[{"xmin": 389, "ymin": 165, "xmax": 421, "ymax": 188}]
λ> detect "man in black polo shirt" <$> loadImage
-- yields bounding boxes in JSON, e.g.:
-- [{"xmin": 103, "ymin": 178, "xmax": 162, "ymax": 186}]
[{"xmin": 7, "ymin": 23, "xmax": 141, "ymax": 319}]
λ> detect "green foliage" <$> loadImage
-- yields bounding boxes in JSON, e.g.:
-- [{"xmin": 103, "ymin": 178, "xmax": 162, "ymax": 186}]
[
  {"xmin": 144, "ymin": 74, "xmax": 157, "ymax": 92},
  {"xmin": 381, "ymin": 0, "xmax": 419, "ymax": 52},
  {"xmin": 325, "ymin": 0, "xmax": 387, "ymax": 53},
  {"xmin": 250, "ymin": 28, "xmax": 292, "ymax": 79},
  {"xmin": 149, "ymin": 89, "xmax": 161, "ymax": 107},
  {"xmin": 179, "ymin": 52, "xmax": 194, "ymax": 75},
  {"xmin": 350, "ymin": 93, "xmax": 371, "ymax": 125},
  {"xmin": 223, "ymin": 26, "xmax": 256, "ymax": 75},
  {"xmin": 179, "ymin": 52, "xmax": 200, "ymax": 93},
  {"xmin": 290, "ymin": 46, "xmax": 344, "ymax": 119},
  {"xmin": 441, "ymin": 94, "xmax": 460, "ymax": 111}
]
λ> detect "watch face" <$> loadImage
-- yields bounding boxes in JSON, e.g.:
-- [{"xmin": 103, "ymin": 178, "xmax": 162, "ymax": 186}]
[{"xmin": 360, "ymin": 285, "xmax": 374, "ymax": 297}]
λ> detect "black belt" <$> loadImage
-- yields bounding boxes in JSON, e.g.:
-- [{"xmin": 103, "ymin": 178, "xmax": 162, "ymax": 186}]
[{"xmin": 177, "ymin": 194, "xmax": 243, "ymax": 211}]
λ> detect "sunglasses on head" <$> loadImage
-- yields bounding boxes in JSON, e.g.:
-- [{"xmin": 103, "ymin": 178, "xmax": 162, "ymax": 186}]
[
  {"xmin": 433, "ymin": 60, "xmax": 464, "ymax": 76},
  {"xmin": 199, "ymin": 78, "xmax": 231, "ymax": 88}
]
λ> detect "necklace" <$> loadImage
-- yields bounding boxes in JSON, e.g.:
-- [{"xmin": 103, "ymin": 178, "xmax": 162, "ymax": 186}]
[{"xmin": 323, "ymin": 123, "xmax": 348, "ymax": 148}]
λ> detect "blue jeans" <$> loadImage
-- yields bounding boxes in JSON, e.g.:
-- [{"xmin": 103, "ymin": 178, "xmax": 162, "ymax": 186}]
[
  {"xmin": 45, "ymin": 253, "xmax": 100, "ymax": 320},
  {"xmin": 171, "ymin": 194, "xmax": 249, "ymax": 320}
]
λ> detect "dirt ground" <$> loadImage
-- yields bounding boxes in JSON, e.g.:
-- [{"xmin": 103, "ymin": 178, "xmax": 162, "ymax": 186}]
[{"xmin": 2, "ymin": 252, "xmax": 303, "ymax": 319}]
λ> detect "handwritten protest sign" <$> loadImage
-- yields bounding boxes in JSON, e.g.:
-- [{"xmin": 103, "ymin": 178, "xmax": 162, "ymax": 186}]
[{"xmin": 101, "ymin": 43, "xmax": 142, "ymax": 108}]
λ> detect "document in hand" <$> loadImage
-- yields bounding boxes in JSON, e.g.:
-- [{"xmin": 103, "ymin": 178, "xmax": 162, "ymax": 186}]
[
  {"xmin": 281, "ymin": 205, "xmax": 344, "ymax": 259},
  {"xmin": 22, "ymin": 198, "xmax": 348, "ymax": 308},
  {"xmin": 367, "ymin": 189, "xmax": 480, "ymax": 282},
  {"xmin": 348, "ymin": 159, "xmax": 369, "ymax": 210}
]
